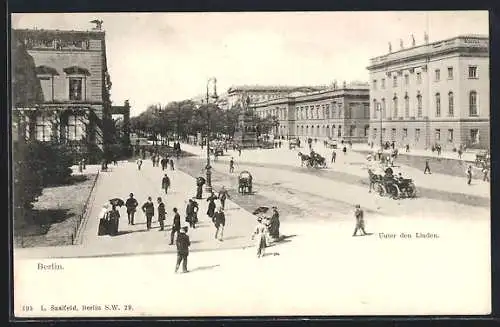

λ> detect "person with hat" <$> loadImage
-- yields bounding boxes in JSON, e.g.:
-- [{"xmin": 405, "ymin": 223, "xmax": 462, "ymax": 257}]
[
  {"xmin": 157, "ymin": 197, "xmax": 166, "ymax": 231},
  {"xmin": 218, "ymin": 186, "xmax": 230, "ymax": 211},
  {"xmin": 97, "ymin": 203, "xmax": 111, "ymax": 236},
  {"xmin": 268, "ymin": 206, "xmax": 280, "ymax": 241},
  {"xmin": 352, "ymin": 204, "xmax": 368, "ymax": 236},
  {"xmin": 206, "ymin": 192, "xmax": 217, "ymax": 221},
  {"xmin": 162, "ymin": 173, "xmax": 171, "ymax": 195},
  {"xmin": 229, "ymin": 157, "xmax": 235, "ymax": 173},
  {"xmin": 141, "ymin": 196, "xmax": 155, "ymax": 230},
  {"xmin": 213, "ymin": 206, "xmax": 226, "ymax": 241},
  {"xmin": 169, "ymin": 207, "xmax": 181, "ymax": 245},
  {"xmin": 175, "ymin": 226, "xmax": 191, "ymax": 273},
  {"xmin": 125, "ymin": 193, "xmax": 139, "ymax": 225},
  {"xmin": 252, "ymin": 216, "xmax": 268, "ymax": 258}
]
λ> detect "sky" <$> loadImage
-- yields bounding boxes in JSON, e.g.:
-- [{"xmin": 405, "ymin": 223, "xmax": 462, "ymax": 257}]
[{"xmin": 12, "ymin": 11, "xmax": 489, "ymax": 116}]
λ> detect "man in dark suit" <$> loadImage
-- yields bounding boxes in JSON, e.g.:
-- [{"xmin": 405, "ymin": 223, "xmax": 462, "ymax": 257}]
[
  {"xmin": 162, "ymin": 174, "xmax": 171, "ymax": 194},
  {"xmin": 157, "ymin": 197, "xmax": 166, "ymax": 231},
  {"xmin": 141, "ymin": 196, "xmax": 155, "ymax": 230},
  {"xmin": 125, "ymin": 193, "xmax": 138, "ymax": 225},
  {"xmin": 213, "ymin": 207, "xmax": 226, "ymax": 241},
  {"xmin": 175, "ymin": 226, "xmax": 190, "ymax": 273},
  {"xmin": 170, "ymin": 207, "xmax": 181, "ymax": 245}
]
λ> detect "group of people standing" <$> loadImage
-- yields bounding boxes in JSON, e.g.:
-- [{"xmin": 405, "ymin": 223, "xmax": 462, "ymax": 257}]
[{"xmin": 252, "ymin": 206, "xmax": 281, "ymax": 258}]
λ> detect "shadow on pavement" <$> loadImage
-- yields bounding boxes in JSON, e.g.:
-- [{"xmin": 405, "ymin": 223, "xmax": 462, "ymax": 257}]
[{"xmin": 189, "ymin": 264, "xmax": 221, "ymax": 273}]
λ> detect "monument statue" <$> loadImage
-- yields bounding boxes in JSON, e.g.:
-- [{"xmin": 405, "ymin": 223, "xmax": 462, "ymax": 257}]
[
  {"xmin": 388, "ymin": 42, "xmax": 392, "ymax": 53},
  {"xmin": 411, "ymin": 34, "xmax": 416, "ymax": 47}
]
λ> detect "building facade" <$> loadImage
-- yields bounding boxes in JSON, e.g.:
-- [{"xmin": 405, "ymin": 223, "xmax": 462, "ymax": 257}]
[
  {"xmin": 227, "ymin": 85, "xmax": 327, "ymax": 109},
  {"xmin": 12, "ymin": 28, "xmax": 113, "ymax": 160},
  {"xmin": 251, "ymin": 82, "xmax": 370, "ymax": 142},
  {"xmin": 367, "ymin": 35, "xmax": 489, "ymax": 150}
]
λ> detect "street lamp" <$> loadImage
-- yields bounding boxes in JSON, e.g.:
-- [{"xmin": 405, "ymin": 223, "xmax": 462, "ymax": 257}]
[
  {"xmin": 377, "ymin": 102, "xmax": 383, "ymax": 148},
  {"xmin": 205, "ymin": 77, "xmax": 218, "ymax": 193}
]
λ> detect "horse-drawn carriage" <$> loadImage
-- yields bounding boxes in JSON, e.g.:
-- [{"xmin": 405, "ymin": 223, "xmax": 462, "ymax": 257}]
[
  {"xmin": 238, "ymin": 170, "xmax": 253, "ymax": 194},
  {"xmin": 325, "ymin": 138, "xmax": 338, "ymax": 149},
  {"xmin": 298, "ymin": 151, "xmax": 327, "ymax": 168},
  {"xmin": 289, "ymin": 138, "xmax": 300, "ymax": 149},
  {"xmin": 475, "ymin": 150, "xmax": 490, "ymax": 168},
  {"xmin": 368, "ymin": 167, "xmax": 416, "ymax": 199}
]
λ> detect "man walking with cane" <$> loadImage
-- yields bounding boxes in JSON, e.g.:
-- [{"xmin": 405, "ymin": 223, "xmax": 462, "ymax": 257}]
[
  {"xmin": 162, "ymin": 173, "xmax": 171, "ymax": 195},
  {"xmin": 125, "ymin": 193, "xmax": 138, "ymax": 225},
  {"xmin": 141, "ymin": 196, "xmax": 155, "ymax": 230}
]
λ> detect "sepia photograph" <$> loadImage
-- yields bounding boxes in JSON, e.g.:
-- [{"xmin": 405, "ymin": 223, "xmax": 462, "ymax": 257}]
[{"xmin": 11, "ymin": 11, "xmax": 490, "ymax": 317}]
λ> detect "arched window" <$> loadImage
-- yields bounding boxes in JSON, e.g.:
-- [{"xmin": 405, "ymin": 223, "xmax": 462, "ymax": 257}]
[
  {"xmin": 448, "ymin": 92, "xmax": 454, "ymax": 117},
  {"xmin": 416, "ymin": 92, "xmax": 422, "ymax": 117},
  {"xmin": 435, "ymin": 93, "xmax": 441, "ymax": 117},
  {"xmin": 404, "ymin": 93, "xmax": 409, "ymax": 118},
  {"xmin": 392, "ymin": 95, "xmax": 398, "ymax": 118},
  {"xmin": 469, "ymin": 91, "xmax": 478, "ymax": 116}
]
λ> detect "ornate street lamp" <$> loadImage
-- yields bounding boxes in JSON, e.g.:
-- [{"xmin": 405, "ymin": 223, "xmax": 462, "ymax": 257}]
[{"xmin": 205, "ymin": 77, "xmax": 218, "ymax": 193}]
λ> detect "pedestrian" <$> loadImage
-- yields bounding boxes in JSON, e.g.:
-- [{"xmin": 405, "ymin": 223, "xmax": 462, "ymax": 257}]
[
  {"xmin": 206, "ymin": 192, "xmax": 216, "ymax": 221},
  {"xmin": 169, "ymin": 158, "xmax": 175, "ymax": 170},
  {"xmin": 125, "ymin": 193, "xmax": 139, "ymax": 225},
  {"xmin": 466, "ymin": 165, "xmax": 473, "ymax": 185},
  {"xmin": 218, "ymin": 186, "xmax": 230, "ymax": 210},
  {"xmin": 175, "ymin": 226, "xmax": 190, "ymax": 273},
  {"xmin": 195, "ymin": 176, "xmax": 205, "ymax": 199},
  {"xmin": 348, "ymin": 140, "xmax": 352, "ymax": 149},
  {"xmin": 343, "ymin": 146, "xmax": 347, "ymax": 155},
  {"xmin": 213, "ymin": 206, "xmax": 225, "ymax": 241},
  {"xmin": 157, "ymin": 197, "xmax": 166, "ymax": 231},
  {"xmin": 137, "ymin": 158, "xmax": 143, "ymax": 171},
  {"xmin": 406, "ymin": 144, "xmax": 410, "ymax": 153},
  {"xmin": 279, "ymin": 141, "xmax": 282, "ymax": 148},
  {"xmin": 268, "ymin": 206, "xmax": 280, "ymax": 241},
  {"xmin": 186, "ymin": 199, "xmax": 199, "ymax": 228},
  {"xmin": 229, "ymin": 157, "xmax": 235, "ymax": 173},
  {"xmin": 352, "ymin": 204, "xmax": 368, "ymax": 236},
  {"xmin": 170, "ymin": 207, "xmax": 181, "ymax": 245},
  {"xmin": 97, "ymin": 203, "xmax": 111, "ymax": 236},
  {"xmin": 483, "ymin": 166, "xmax": 489, "ymax": 182},
  {"xmin": 161, "ymin": 157, "xmax": 167, "ymax": 170},
  {"xmin": 141, "ymin": 196, "xmax": 155, "ymax": 230},
  {"xmin": 82, "ymin": 158, "xmax": 86, "ymax": 170},
  {"xmin": 238, "ymin": 147, "xmax": 242, "ymax": 157},
  {"xmin": 252, "ymin": 217, "xmax": 268, "ymax": 258},
  {"xmin": 331, "ymin": 150, "xmax": 337, "ymax": 163},
  {"xmin": 424, "ymin": 160, "xmax": 431, "ymax": 174},
  {"xmin": 185, "ymin": 199, "xmax": 193, "ymax": 226},
  {"xmin": 162, "ymin": 173, "xmax": 171, "ymax": 194},
  {"xmin": 108, "ymin": 204, "xmax": 120, "ymax": 236},
  {"xmin": 78, "ymin": 160, "xmax": 83, "ymax": 173}
]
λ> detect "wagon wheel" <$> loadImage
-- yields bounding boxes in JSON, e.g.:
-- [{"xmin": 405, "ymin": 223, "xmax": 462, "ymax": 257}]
[{"xmin": 406, "ymin": 183, "xmax": 416, "ymax": 198}]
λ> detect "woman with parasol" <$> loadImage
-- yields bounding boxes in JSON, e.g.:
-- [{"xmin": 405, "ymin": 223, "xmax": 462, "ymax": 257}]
[{"xmin": 251, "ymin": 216, "xmax": 269, "ymax": 258}]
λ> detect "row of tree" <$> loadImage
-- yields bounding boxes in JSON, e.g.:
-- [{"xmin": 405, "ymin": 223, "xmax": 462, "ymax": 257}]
[{"xmin": 129, "ymin": 100, "xmax": 279, "ymax": 140}]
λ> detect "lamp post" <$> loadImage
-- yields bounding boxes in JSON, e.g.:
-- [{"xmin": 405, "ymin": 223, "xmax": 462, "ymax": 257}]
[{"xmin": 205, "ymin": 77, "xmax": 218, "ymax": 193}]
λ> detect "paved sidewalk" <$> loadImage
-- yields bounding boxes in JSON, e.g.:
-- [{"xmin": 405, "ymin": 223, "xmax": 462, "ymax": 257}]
[{"xmin": 15, "ymin": 161, "xmax": 258, "ymax": 259}]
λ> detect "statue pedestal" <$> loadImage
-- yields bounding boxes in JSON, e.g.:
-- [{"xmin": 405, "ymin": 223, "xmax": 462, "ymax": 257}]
[{"xmin": 233, "ymin": 112, "xmax": 258, "ymax": 148}]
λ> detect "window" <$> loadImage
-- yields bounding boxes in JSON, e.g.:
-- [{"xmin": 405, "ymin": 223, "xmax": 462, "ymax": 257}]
[
  {"xmin": 364, "ymin": 104, "xmax": 370, "ymax": 118},
  {"xmin": 381, "ymin": 78, "xmax": 386, "ymax": 89},
  {"xmin": 448, "ymin": 92, "xmax": 454, "ymax": 117},
  {"xmin": 448, "ymin": 67, "xmax": 453, "ymax": 79},
  {"xmin": 416, "ymin": 72, "xmax": 422, "ymax": 84},
  {"xmin": 469, "ymin": 91, "xmax": 478, "ymax": 116},
  {"xmin": 373, "ymin": 100, "xmax": 378, "ymax": 119},
  {"xmin": 35, "ymin": 115, "xmax": 51, "ymax": 141},
  {"xmin": 305, "ymin": 108, "xmax": 309, "ymax": 119},
  {"xmin": 435, "ymin": 69, "xmax": 440, "ymax": 82},
  {"xmin": 373, "ymin": 128, "xmax": 377, "ymax": 138},
  {"xmin": 391, "ymin": 128, "xmax": 396, "ymax": 140},
  {"xmin": 316, "ymin": 107, "xmax": 319, "ymax": 119},
  {"xmin": 448, "ymin": 129, "xmax": 453, "ymax": 142},
  {"xmin": 468, "ymin": 66, "xmax": 478, "ymax": 79},
  {"xmin": 415, "ymin": 129, "xmax": 420, "ymax": 142},
  {"xmin": 350, "ymin": 125, "xmax": 355, "ymax": 137},
  {"xmin": 403, "ymin": 128, "xmax": 408, "ymax": 139},
  {"xmin": 364, "ymin": 126, "xmax": 369, "ymax": 137},
  {"xmin": 470, "ymin": 129, "xmax": 479, "ymax": 144},
  {"xmin": 337, "ymin": 125, "xmax": 342, "ymax": 137},
  {"xmin": 393, "ymin": 75, "xmax": 398, "ymax": 87},
  {"xmin": 435, "ymin": 129, "xmax": 441, "ymax": 141},
  {"xmin": 373, "ymin": 79, "xmax": 377, "ymax": 90},
  {"xmin": 325, "ymin": 105, "xmax": 330, "ymax": 119},
  {"xmin": 417, "ymin": 93, "xmax": 422, "ymax": 117},
  {"xmin": 69, "ymin": 77, "xmax": 83, "ymax": 100},
  {"xmin": 393, "ymin": 96, "xmax": 398, "ymax": 118},
  {"xmin": 404, "ymin": 75, "xmax": 409, "ymax": 86},
  {"xmin": 382, "ymin": 128, "xmax": 386, "ymax": 138},
  {"xmin": 331, "ymin": 103, "xmax": 336, "ymax": 117},
  {"xmin": 346, "ymin": 105, "xmax": 352, "ymax": 119},
  {"xmin": 404, "ymin": 94, "xmax": 409, "ymax": 117},
  {"xmin": 435, "ymin": 93, "xmax": 441, "ymax": 117}
]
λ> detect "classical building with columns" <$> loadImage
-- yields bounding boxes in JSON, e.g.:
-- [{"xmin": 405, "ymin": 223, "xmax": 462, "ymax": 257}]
[
  {"xmin": 251, "ymin": 82, "xmax": 370, "ymax": 142},
  {"xmin": 12, "ymin": 27, "xmax": 118, "ymax": 161},
  {"xmin": 367, "ymin": 34, "xmax": 489, "ymax": 150}
]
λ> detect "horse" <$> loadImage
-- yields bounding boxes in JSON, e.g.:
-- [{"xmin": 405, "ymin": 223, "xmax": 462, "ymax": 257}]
[{"xmin": 297, "ymin": 152, "xmax": 310, "ymax": 167}]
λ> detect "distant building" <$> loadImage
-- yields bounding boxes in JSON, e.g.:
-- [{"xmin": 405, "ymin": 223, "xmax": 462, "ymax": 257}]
[
  {"xmin": 12, "ymin": 28, "xmax": 114, "ymax": 161},
  {"xmin": 367, "ymin": 34, "xmax": 489, "ymax": 150},
  {"xmin": 227, "ymin": 85, "xmax": 327, "ymax": 109},
  {"xmin": 251, "ymin": 82, "xmax": 370, "ymax": 142}
]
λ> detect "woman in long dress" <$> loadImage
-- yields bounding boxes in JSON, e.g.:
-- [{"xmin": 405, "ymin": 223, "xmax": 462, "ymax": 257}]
[{"xmin": 252, "ymin": 217, "xmax": 268, "ymax": 258}]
